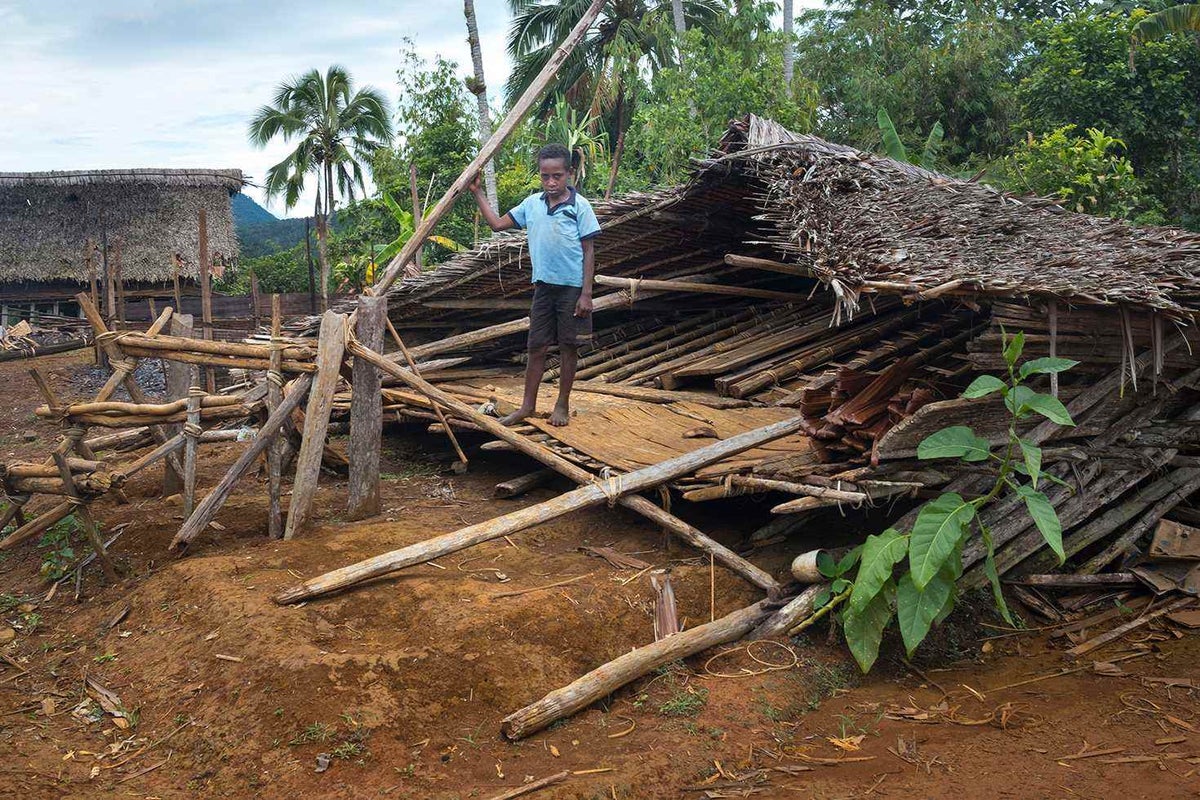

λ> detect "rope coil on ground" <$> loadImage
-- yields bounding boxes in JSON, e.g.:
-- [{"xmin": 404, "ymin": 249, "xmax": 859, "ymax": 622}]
[{"xmin": 701, "ymin": 641, "xmax": 799, "ymax": 678}]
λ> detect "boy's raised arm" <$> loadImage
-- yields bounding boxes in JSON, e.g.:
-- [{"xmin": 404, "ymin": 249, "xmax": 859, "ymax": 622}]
[{"xmin": 470, "ymin": 174, "xmax": 515, "ymax": 232}]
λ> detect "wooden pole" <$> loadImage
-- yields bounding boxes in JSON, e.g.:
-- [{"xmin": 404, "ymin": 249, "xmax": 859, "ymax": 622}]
[
  {"xmin": 198, "ymin": 210, "xmax": 216, "ymax": 393},
  {"xmin": 723, "ymin": 253, "xmax": 816, "ymax": 278},
  {"xmin": 172, "ymin": 253, "xmax": 183, "ymax": 312},
  {"xmin": 171, "ymin": 374, "xmax": 313, "ymax": 549},
  {"xmin": 267, "ymin": 295, "xmax": 284, "ymax": 539},
  {"xmin": 749, "ymin": 585, "xmax": 825, "ymax": 639},
  {"xmin": 182, "ymin": 370, "xmax": 201, "ymax": 517},
  {"xmin": 274, "ymin": 402, "xmax": 798, "ymax": 603},
  {"xmin": 338, "ymin": 338, "xmax": 779, "ymax": 592},
  {"xmin": 500, "ymin": 601, "xmax": 771, "ymax": 739},
  {"xmin": 283, "ymin": 311, "xmax": 347, "ymax": 539},
  {"xmin": 347, "ymin": 296, "xmax": 386, "ymax": 520},
  {"xmin": 0, "ymin": 502, "xmax": 74, "ymax": 550},
  {"xmin": 162, "ymin": 313, "xmax": 193, "ymax": 496},
  {"xmin": 494, "ymin": 469, "xmax": 556, "ymax": 499},
  {"xmin": 592, "ymin": 274, "xmax": 808, "ymax": 303},
  {"xmin": 371, "ymin": 0, "xmax": 607, "ymax": 295}
]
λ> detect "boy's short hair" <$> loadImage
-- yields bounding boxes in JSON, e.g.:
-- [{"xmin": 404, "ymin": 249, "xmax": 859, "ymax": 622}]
[{"xmin": 537, "ymin": 143, "xmax": 573, "ymax": 171}]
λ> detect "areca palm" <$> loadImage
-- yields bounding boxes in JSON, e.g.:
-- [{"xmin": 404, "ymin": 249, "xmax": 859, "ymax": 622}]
[
  {"xmin": 248, "ymin": 65, "xmax": 393, "ymax": 309},
  {"xmin": 505, "ymin": 0, "xmax": 723, "ymax": 194}
]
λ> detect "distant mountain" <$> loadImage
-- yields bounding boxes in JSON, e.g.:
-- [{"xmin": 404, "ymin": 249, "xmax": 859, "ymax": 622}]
[{"xmin": 232, "ymin": 193, "xmax": 309, "ymax": 259}]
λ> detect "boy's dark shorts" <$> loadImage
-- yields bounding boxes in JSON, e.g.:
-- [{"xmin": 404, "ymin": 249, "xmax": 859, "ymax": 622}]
[{"xmin": 528, "ymin": 281, "xmax": 592, "ymax": 349}]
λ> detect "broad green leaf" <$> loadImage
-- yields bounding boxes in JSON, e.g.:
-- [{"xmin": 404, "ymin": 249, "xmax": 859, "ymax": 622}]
[
  {"xmin": 897, "ymin": 570, "xmax": 954, "ymax": 657},
  {"xmin": 836, "ymin": 546, "xmax": 862, "ymax": 576},
  {"xmin": 1003, "ymin": 331, "xmax": 1025, "ymax": 367},
  {"xmin": 813, "ymin": 586, "xmax": 832, "ymax": 610},
  {"xmin": 933, "ymin": 584, "xmax": 958, "ymax": 625},
  {"xmin": 917, "ymin": 426, "xmax": 991, "ymax": 462},
  {"xmin": 876, "ymin": 108, "xmax": 908, "ymax": 163},
  {"xmin": 1022, "ymin": 392, "xmax": 1075, "ymax": 427},
  {"xmin": 978, "ymin": 519, "xmax": 1014, "ymax": 626},
  {"xmin": 850, "ymin": 529, "xmax": 908, "ymax": 614},
  {"xmin": 1018, "ymin": 485, "xmax": 1065, "ymax": 563},
  {"xmin": 1004, "ymin": 385, "xmax": 1037, "ymax": 418},
  {"xmin": 817, "ymin": 550, "xmax": 838, "ymax": 578},
  {"xmin": 920, "ymin": 121, "xmax": 944, "ymax": 171},
  {"xmin": 844, "ymin": 580, "xmax": 895, "ymax": 673},
  {"xmin": 962, "ymin": 375, "xmax": 1006, "ymax": 399},
  {"xmin": 909, "ymin": 493, "xmax": 975, "ymax": 590},
  {"xmin": 1018, "ymin": 357, "xmax": 1079, "ymax": 379},
  {"xmin": 831, "ymin": 578, "xmax": 851, "ymax": 593},
  {"xmin": 1019, "ymin": 438, "xmax": 1042, "ymax": 489}
]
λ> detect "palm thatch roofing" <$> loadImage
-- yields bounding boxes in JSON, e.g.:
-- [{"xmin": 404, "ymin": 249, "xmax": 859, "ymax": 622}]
[
  {"xmin": 370, "ymin": 115, "xmax": 1200, "ymax": 330},
  {"xmin": 0, "ymin": 168, "xmax": 244, "ymax": 285}
]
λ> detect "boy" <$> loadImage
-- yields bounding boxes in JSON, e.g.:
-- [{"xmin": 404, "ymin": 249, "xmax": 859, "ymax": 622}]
[{"xmin": 468, "ymin": 143, "xmax": 601, "ymax": 427}]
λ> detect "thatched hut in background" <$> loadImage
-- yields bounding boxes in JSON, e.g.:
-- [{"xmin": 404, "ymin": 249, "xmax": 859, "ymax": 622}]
[{"xmin": 0, "ymin": 168, "xmax": 243, "ymax": 318}]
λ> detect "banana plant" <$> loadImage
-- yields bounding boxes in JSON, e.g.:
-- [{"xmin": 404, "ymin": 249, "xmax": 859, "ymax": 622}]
[
  {"xmin": 877, "ymin": 108, "xmax": 944, "ymax": 171},
  {"xmin": 376, "ymin": 191, "xmax": 465, "ymax": 267}
]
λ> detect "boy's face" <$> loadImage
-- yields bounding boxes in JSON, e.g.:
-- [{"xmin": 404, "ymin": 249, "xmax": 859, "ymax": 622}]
[{"xmin": 538, "ymin": 157, "xmax": 572, "ymax": 199}]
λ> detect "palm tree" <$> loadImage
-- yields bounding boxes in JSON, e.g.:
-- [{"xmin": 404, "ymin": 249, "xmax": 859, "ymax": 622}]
[
  {"xmin": 1132, "ymin": 3, "xmax": 1200, "ymax": 43},
  {"xmin": 248, "ymin": 66, "xmax": 393, "ymax": 309},
  {"xmin": 505, "ymin": 0, "xmax": 723, "ymax": 194},
  {"xmin": 464, "ymin": 0, "xmax": 499, "ymax": 211}
]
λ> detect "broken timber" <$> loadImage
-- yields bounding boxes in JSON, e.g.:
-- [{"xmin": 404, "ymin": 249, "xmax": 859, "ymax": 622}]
[{"xmin": 274, "ymin": 347, "xmax": 797, "ymax": 603}]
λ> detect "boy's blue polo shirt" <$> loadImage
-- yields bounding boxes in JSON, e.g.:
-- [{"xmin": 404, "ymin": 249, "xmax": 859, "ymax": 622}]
[{"xmin": 507, "ymin": 187, "xmax": 601, "ymax": 287}]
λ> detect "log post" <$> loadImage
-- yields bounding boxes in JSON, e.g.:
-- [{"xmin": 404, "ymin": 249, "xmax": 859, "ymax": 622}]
[
  {"xmin": 171, "ymin": 374, "xmax": 313, "ymax": 549},
  {"xmin": 162, "ymin": 312, "xmax": 193, "ymax": 495},
  {"xmin": 266, "ymin": 295, "xmax": 284, "ymax": 539},
  {"xmin": 500, "ymin": 601, "xmax": 771, "ymax": 739},
  {"xmin": 348, "ymin": 295, "xmax": 386, "ymax": 520},
  {"xmin": 198, "ymin": 209, "xmax": 216, "ymax": 393},
  {"xmin": 283, "ymin": 311, "xmax": 347, "ymax": 539},
  {"xmin": 182, "ymin": 370, "xmax": 202, "ymax": 517},
  {"xmin": 749, "ymin": 585, "xmax": 824, "ymax": 639},
  {"xmin": 274, "ymin": 409, "xmax": 800, "ymax": 603}
]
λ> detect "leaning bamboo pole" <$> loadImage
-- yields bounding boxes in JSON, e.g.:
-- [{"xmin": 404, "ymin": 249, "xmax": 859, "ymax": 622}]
[{"xmin": 371, "ymin": 0, "xmax": 608, "ymax": 295}]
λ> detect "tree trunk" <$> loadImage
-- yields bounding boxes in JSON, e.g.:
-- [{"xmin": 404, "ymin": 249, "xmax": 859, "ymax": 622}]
[
  {"xmin": 783, "ymin": 0, "xmax": 794, "ymax": 87},
  {"xmin": 605, "ymin": 93, "xmax": 626, "ymax": 201},
  {"xmin": 671, "ymin": 0, "xmax": 686, "ymax": 33},
  {"xmin": 464, "ymin": 0, "xmax": 498, "ymax": 211},
  {"xmin": 314, "ymin": 189, "xmax": 330, "ymax": 311}
]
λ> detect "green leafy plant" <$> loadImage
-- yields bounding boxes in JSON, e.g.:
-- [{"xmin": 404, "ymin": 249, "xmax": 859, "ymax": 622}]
[
  {"xmin": 837, "ymin": 331, "xmax": 1078, "ymax": 672},
  {"xmin": 38, "ymin": 514, "xmax": 82, "ymax": 581},
  {"xmin": 659, "ymin": 685, "xmax": 709, "ymax": 718}
]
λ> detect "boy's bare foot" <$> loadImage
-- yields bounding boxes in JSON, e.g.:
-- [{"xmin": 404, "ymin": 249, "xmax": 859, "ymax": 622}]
[
  {"xmin": 498, "ymin": 407, "xmax": 534, "ymax": 426},
  {"xmin": 549, "ymin": 404, "xmax": 570, "ymax": 427}
]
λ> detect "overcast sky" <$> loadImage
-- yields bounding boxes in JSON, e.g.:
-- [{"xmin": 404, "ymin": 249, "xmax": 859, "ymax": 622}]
[{"xmin": 0, "ymin": 0, "xmax": 514, "ymax": 216}]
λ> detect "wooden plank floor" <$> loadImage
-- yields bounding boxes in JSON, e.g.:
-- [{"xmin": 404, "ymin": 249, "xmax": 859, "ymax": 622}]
[{"xmin": 448, "ymin": 378, "xmax": 819, "ymax": 478}]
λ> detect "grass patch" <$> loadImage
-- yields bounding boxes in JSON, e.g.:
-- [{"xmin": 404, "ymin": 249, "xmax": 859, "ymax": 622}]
[
  {"xmin": 289, "ymin": 722, "xmax": 334, "ymax": 746},
  {"xmin": 659, "ymin": 686, "xmax": 709, "ymax": 717}
]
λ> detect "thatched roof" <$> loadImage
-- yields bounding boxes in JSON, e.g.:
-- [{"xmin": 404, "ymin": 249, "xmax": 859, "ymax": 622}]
[
  {"xmin": 0, "ymin": 168, "xmax": 244, "ymax": 284},
  {"xmin": 330, "ymin": 115, "xmax": 1200, "ymax": 334},
  {"xmin": 722, "ymin": 116, "xmax": 1200, "ymax": 318}
]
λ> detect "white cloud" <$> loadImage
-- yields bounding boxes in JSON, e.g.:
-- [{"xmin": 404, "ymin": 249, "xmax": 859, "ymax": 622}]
[{"xmin": 0, "ymin": 0, "xmax": 514, "ymax": 216}]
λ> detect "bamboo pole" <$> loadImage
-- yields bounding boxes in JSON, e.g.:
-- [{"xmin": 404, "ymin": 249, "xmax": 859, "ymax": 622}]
[
  {"xmin": 723, "ymin": 253, "xmax": 816, "ymax": 277},
  {"xmin": 336, "ymin": 337, "xmax": 780, "ymax": 593},
  {"xmin": 171, "ymin": 374, "xmax": 313, "ymax": 549},
  {"xmin": 372, "ymin": 0, "xmax": 608, "ymax": 295},
  {"xmin": 283, "ymin": 311, "xmax": 347, "ymax": 539},
  {"xmin": 274, "ymin": 388, "xmax": 798, "ymax": 603},
  {"xmin": 592, "ymin": 274, "xmax": 808, "ymax": 303},
  {"xmin": 500, "ymin": 601, "xmax": 771, "ymax": 739},
  {"xmin": 267, "ymin": 294, "xmax": 284, "ymax": 539}
]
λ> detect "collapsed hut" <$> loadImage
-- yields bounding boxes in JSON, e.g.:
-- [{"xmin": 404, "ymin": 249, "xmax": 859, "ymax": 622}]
[
  {"xmin": 0, "ymin": 168, "xmax": 243, "ymax": 323},
  {"xmin": 8, "ymin": 114, "xmax": 1200, "ymax": 738}
]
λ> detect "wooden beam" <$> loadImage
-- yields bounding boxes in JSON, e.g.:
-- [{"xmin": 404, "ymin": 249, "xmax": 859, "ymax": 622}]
[
  {"xmin": 283, "ymin": 311, "xmax": 347, "ymax": 539},
  {"xmin": 723, "ymin": 253, "xmax": 816, "ymax": 277},
  {"xmin": 371, "ymin": 0, "xmax": 608, "ymax": 295},
  {"xmin": 267, "ymin": 295, "xmax": 285, "ymax": 539},
  {"xmin": 162, "ymin": 313, "xmax": 193, "ymax": 495}
]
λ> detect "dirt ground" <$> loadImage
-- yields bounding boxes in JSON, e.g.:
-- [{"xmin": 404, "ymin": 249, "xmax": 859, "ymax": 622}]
[{"xmin": 1, "ymin": 351, "xmax": 1199, "ymax": 799}]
